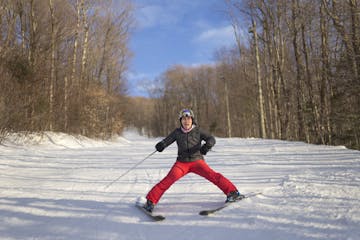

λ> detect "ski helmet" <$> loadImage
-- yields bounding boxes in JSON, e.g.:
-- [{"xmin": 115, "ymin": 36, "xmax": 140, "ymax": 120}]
[{"xmin": 179, "ymin": 109, "xmax": 195, "ymax": 120}]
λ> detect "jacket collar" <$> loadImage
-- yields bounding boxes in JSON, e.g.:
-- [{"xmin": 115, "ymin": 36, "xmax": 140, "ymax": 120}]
[{"xmin": 181, "ymin": 124, "xmax": 195, "ymax": 133}]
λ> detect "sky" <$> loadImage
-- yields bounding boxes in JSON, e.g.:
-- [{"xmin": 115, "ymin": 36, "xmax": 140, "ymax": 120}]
[{"xmin": 125, "ymin": 0, "xmax": 236, "ymax": 97}]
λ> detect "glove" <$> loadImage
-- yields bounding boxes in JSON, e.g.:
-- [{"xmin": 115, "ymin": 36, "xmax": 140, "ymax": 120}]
[
  {"xmin": 155, "ymin": 141, "xmax": 165, "ymax": 152},
  {"xmin": 200, "ymin": 144, "xmax": 211, "ymax": 155}
]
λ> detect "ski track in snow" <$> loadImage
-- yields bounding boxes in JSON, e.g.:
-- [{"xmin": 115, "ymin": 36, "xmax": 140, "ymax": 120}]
[{"xmin": 0, "ymin": 131, "xmax": 359, "ymax": 240}]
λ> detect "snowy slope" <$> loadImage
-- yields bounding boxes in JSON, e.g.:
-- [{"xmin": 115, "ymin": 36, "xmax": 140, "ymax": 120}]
[{"xmin": 0, "ymin": 130, "xmax": 359, "ymax": 240}]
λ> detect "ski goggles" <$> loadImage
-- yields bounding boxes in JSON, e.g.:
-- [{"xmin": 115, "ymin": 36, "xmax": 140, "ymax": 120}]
[{"xmin": 179, "ymin": 109, "xmax": 194, "ymax": 119}]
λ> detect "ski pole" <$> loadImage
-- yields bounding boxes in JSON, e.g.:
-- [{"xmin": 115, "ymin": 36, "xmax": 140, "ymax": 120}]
[{"xmin": 104, "ymin": 150, "xmax": 157, "ymax": 190}]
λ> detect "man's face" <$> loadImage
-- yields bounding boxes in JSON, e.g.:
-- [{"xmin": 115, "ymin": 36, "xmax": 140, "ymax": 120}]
[{"xmin": 181, "ymin": 116, "xmax": 193, "ymax": 130}]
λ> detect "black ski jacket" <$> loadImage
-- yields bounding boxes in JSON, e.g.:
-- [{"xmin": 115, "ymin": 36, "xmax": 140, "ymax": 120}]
[{"xmin": 158, "ymin": 126, "xmax": 215, "ymax": 162}]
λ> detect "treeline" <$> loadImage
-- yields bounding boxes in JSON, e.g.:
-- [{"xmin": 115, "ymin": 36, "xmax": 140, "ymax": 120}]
[
  {"xmin": 0, "ymin": 0, "xmax": 133, "ymax": 138},
  {"xmin": 1, "ymin": 0, "xmax": 359, "ymax": 150},
  {"xmin": 136, "ymin": 0, "xmax": 359, "ymax": 150}
]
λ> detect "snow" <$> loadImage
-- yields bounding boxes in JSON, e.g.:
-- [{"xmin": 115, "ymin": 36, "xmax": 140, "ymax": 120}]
[{"xmin": 0, "ymin": 130, "xmax": 359, "ymax": 240}]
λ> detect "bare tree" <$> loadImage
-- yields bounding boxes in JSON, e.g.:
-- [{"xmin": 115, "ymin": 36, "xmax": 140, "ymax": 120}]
[
  {"xmin": 319, "ymin": 0, "xmax": 333, "ymax": 144},
  {"xmin": 250, "ymin": 15, "xmax": 267, "ymax": 138},
  {"xmin": 0, "ymin": 0, "xmax": 134, "ymax": 139},
  {"xmin": 48, "ymin": 0, "xmax": 55, "ymax": 131}
]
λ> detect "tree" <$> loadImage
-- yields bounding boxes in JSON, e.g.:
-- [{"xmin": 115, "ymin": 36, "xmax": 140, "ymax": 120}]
[
  {"xmin": 250, "ymin": 14, "xmax": 267, "ymax": 138},
  {"xmin": 144, "ymin": 0, "xmax": 359, "ymax": 150},
  {"xmin": 0, "ymin": 0, "xmax": 134, "ymax": 140},
  {"xmin": 48, "ymin": 0, "xmax": 56, "ymax": 131}
]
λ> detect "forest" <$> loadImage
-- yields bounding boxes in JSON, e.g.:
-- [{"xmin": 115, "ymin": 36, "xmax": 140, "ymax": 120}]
[{"xmin": 0, "ymin": 0, "xmax": 359, "ymax": 150}]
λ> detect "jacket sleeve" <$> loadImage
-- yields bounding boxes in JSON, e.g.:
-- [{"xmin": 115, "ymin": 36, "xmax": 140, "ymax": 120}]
[
  {"xmin": 159, "ymin": 129, "xmax": 177, "ymax": 149},
  {"xmin": 200, "ymin": 129, "xmax": 216, "ymax": 148}
]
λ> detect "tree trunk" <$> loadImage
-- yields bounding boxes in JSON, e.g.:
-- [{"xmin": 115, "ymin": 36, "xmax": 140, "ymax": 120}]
[
  {"xmin": 80, "ymin": 0, "xmax": 88, "ymax": 88},
  {"xmin": 64, "ymin": 77, "xmax": 68, "ymax": 131},
  {"xmin": 301, "ymin": 22, "xmax": 323, "ymax": 144},
  {"xmin": 71, "ymin": 0, "xmax": 80, "ymax": 88},
  {"xmin": 49, "ymin": 0, "xmax": 55, "ymax": 131},
  {"xmin": 291, "ymin": 0, "xmax": 309, "ymax": 142},
  {"xmin": 223, "ymin": 75, "xmax": 232, "ymax": 138},
  {"xmin": 251, "ymin": 17, "xmax": 267, "ymax": 138},
  {"xmin": 320, "ymin": 1, "xmax": 332, "ymax": 145}
]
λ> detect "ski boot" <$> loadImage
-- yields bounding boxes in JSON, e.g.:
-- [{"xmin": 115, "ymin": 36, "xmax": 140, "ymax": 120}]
[
  {"xmin": 143, "ymin": 199, "xmax": 155, "ymax": 213},
  {"xmin": 226, "ymin": 190, "xmax": 245, "ymax": 203}
]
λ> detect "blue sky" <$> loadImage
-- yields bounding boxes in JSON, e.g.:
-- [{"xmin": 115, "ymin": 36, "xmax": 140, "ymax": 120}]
[{"xmin": 125, "ymin": 0, "xmax": 236, "ymax": 97}]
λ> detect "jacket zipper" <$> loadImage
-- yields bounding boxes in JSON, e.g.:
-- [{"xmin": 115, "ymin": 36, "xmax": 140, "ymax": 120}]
[{"xmin": 186, "ymin": 132, "xmax": 189, "ymax": 157}]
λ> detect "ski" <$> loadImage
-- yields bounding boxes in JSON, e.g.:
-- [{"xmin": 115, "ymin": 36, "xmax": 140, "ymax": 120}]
[
  {"xmin": 135, "ymin": 202, "xmax": 165, "ymax": 221},
  {"xmin": 199, "ymin": 192, "xmax": 262, "ymax": 216}
]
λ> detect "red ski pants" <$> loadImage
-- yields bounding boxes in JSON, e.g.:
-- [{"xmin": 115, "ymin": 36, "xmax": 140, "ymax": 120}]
[{"xmin": 146, "ymin": 159, "xmax": 237, "ymax": 204}]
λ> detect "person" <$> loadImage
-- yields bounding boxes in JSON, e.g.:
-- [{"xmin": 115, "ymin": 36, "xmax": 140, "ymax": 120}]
[{"xmin": 143, "ymin": 108, "xmax": 244, "ymax": 212}]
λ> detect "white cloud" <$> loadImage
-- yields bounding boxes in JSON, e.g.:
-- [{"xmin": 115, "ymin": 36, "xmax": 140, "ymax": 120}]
[
  {"xmin": 134, "ymin": 0, "xmax": 196, "ymax": 29},
  {"xmin": 127, "ymin": 71, "xmax": 148, "ymax": 81},
  {"xmin": 135, "ymin": 5, "xmax": 178, "ymax": 29},
  {"xmin": 195, "ymin": 25, "xmax": 235, "ymax": 47}
]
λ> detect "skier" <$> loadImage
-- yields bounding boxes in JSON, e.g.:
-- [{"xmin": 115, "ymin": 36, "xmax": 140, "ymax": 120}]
[{"xmin": 143, "ymin": 108, "xmax": 244, "ymax": 212}]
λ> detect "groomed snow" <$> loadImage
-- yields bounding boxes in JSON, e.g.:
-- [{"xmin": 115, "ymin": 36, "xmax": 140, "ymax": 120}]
[{"xmin": 0, "ymin": 130, "xmax": 359, "ymax": 240}]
